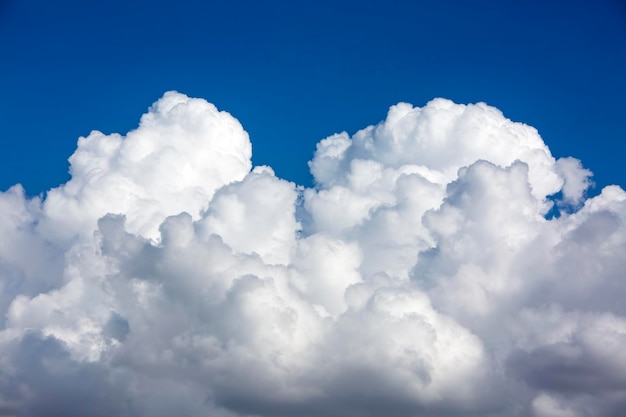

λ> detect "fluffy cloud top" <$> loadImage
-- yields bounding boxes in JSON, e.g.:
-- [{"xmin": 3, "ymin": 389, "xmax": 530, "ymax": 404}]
[
  {"xmin": 41, "ymin": 91, "xmax": 252, "ymax": 242},
  {"xmin": 1, "ymin": 92, "xmax": 624, "ymax": 417}
]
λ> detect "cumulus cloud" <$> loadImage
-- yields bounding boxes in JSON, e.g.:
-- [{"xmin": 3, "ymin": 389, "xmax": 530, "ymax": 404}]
[
  {"xmin": 0, "ymin": 92, "xmax": 625, "ymax": 416},
  {"xmin": 40, "ymin": 91, "xmax": 252, "ymax": 243}
]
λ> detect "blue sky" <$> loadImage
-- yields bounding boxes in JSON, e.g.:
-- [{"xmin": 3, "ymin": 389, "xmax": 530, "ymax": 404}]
[{"xmin": 1, "ymin": 0, "xmax": 625, "ymax": 194}]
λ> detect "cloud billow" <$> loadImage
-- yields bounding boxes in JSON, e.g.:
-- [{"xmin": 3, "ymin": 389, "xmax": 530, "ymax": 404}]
[{"xmin": 0, "ymin": 91, "xmax": 624, "ymax": 417}]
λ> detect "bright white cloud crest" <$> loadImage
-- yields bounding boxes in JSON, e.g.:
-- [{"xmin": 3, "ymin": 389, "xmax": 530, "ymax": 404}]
[{"xmin": 1, "ymin": 92, "xmax": 625, "ymax": 417}]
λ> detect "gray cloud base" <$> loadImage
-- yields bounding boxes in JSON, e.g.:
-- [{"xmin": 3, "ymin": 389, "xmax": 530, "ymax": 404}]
[{"xmin": 0, "ymin": 92, "xmax": 624, "ymax": 417}]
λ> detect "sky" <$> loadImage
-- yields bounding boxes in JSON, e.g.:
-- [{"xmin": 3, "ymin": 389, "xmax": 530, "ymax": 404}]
[
  {"xmin": 1, "ymin": 0, "xmax": 625, "ymax": 194},
  {"xmin": 1, "ymin": 1, "xmax": 626, "ymax": 417}
]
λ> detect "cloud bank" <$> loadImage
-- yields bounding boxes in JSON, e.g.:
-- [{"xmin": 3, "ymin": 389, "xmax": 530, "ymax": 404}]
[{"xmin": 1, "ymin": 91, "xmax": 625, "ymax": 417}]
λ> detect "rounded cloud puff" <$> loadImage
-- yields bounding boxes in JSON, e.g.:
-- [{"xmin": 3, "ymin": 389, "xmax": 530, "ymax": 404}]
[
  {"xmin": 0, "ymin": 91, "xmax": 624, "ymax": 417},
  {"xmin": 40, "ymin": 91, "xmax": 252, "ymax": 242}
]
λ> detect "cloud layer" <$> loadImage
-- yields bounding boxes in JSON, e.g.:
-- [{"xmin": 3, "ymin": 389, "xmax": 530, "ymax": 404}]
[{"xmin": 1, "ymin": 92, "xmax": 625, "ymax": 417}]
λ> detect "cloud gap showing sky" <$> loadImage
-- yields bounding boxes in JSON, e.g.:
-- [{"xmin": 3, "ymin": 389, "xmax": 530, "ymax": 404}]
[{"xmin": 1, "ymin": 92, "xmax": 625, "ymax": 417}]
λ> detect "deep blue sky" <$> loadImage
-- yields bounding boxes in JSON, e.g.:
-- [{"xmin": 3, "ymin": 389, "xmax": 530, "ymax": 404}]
[{"xmin": 1, "ymin": 0, "xmax": 625, "ymax": 195}]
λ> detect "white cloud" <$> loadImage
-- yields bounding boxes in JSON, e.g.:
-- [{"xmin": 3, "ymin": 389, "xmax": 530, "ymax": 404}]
[
  {"xmin": 0, "ymin": 92, "xmax": 625, "ymax": 416},
  {"xmin": 39, "ymin": 91, "xmax": 252, "ymax": 243},
  {"xmin": 555, "ymin": 157, "xmax": 593, "ymax": 207},
  {"xmin": 532, "ymin": 393, "xmax": 579, "ymax": 417},
  {"xmin": 197, "ymin": 166, "xmax": 300, "ymax": 266}
]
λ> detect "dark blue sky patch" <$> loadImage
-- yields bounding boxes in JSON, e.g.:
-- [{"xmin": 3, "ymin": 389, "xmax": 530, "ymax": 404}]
[{"xmin": 0, "ymin": 0, "xmax": 625, "ymax": 194}]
